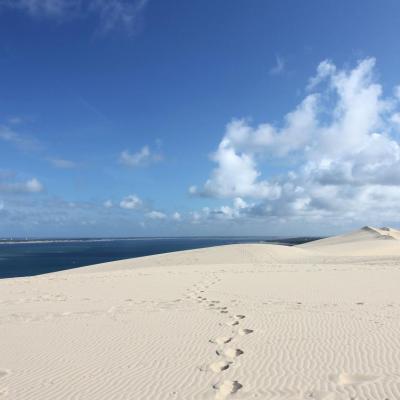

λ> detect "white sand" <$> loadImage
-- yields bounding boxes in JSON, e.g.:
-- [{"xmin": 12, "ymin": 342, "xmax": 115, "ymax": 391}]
[{"xmin": 1, "ymin": 227, "xmax": 400, "ymax": 399}]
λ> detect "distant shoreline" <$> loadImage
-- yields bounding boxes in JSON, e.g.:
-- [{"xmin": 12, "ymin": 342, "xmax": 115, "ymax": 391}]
[
  {"xmin": 0, "ymin": 236, "xmax": 321, "ymax": 279},
  {"xmin": 0, "ymin": 236, "xmax": 322, "ymax": 246}
]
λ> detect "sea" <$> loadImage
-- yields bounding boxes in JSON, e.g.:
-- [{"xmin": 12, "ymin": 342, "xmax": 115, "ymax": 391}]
[{"xmin": 0, "ymin": 236, "xmax": 317, "ymax": 279}]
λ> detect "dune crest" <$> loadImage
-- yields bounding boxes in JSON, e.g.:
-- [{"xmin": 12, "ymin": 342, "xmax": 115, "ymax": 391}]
[
  {"xmin": 362, "ymin": 225, "xmax": 400, "ymax": 239},
  {"xmin": 299, "ymin": 226, "xmax": 400, "ymax": 255}
]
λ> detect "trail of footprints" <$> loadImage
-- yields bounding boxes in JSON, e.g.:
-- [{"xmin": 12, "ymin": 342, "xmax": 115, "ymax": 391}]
[{"xmin": 185, "ymin": 274, "xmax": 254, "ymax": 399}]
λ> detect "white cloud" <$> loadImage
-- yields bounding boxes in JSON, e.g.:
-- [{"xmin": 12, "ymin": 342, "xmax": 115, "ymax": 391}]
[
  {"xmin": 146, "ymin": 210, "xmax": 166, "ymax": 220},
  {"xmin": 269, "ymin": 55, "xmax": 285, "ymax": 75},
  {"xmin": 103, "ymin": 200, "xmax": 113, "ymax": 208},
  {"xmin": 391, "ymin": 112, "xmax": 400, "ymax": 126},
  {"xmin": 49, "ymin": 158, "xmax": 77, "ymax": 169},
  {"xmin": 183, "ymin": 198, "xmax": 252, "ymax": 224},
  {"xmin": 25, "ymin": 178, "xmax": 43, "ymax": 192},
  {"xmin": 191, "ymin": 58, "xmax": 400, "ymax": 225},
  {"xmin": 224, "ymin": 94, "xmax": 318, "ymax": 157},
  {"xmin": 120, "ymin": 194, "xmax": 142, "ymax": 209},
  {"xmin": 0, "ymin": 177, "xmax": 44, "ymax": 194},
  {"xmin": 211, "ymin": 197, "xmax": 249, "ymax": 220},
  {"xmin": 194, "ymin": 93, "xmax": 317, "ymax": 199},
  {"xmin": 188, "ymin": 185, "xmax": 197, "ymax": 195},
  {"xmin": 172, "ymin": 212, "xmax": 181, "ymax": 221},
  {"xmin": 307, "ymin": 59, "xmax": 336, "ymax": 90},
  {"xmin": 190, "ymin": 211, "xmax": 201, "ymax": 224},
  {"xmin": 119, "ymin": 145, "xmax": 162, "ymax": 167},
  {"xmin": 201, "ymin": 140, "xmax": 282, "ymax": 199},
  {"xmin": 0, "ymin": 0, "xmax": 149, "ymax": 34}
]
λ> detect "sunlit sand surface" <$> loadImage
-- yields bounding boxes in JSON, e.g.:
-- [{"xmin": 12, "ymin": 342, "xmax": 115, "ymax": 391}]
[{"xmin": 1, "ymin": 227, "xmax": 400, "ymax": 399}]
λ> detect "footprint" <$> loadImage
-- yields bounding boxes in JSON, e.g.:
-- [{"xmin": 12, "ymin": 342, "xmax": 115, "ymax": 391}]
[
  {"xmin": 225, "ymin": 320, "xmax": 239, "ymax": 326},
  {"xmin": 234, "ymin": 314, "xmax": 245, "ymax": 320},
  {"xmin": 0, "ymin": 371, "xmax": 9, "ymax": 379},
  {"xmin": 209, "ymin": 360, "xmax": 231, "ymax": 372},
  {"xmin": 220, "ymin": 310, "xmax": 228, "ymax": 314},
  {"xmin": 218, "ymin": 348, "xmax": 243, "ymax": 358},
  {"xmin": 238, "ymin": 328, "xmax": 253, "ymax": 335},
  {"xmin": 214, "ymin": 380, "xmax": 242, "ymax": 399},
  {"xmin": 211, "ymin": 336, "xmax": 233, "ymax": 345},
  {"xmin": 330, "ymin": 372, "xmax": 378, "ymax": 386},
  {"xmin": 305, "ymin": 391, "xmax": 336, "ymax": 400},
  {"xmin": 61, "ymin": 311, "xmax": 72, "ymax": 316}
]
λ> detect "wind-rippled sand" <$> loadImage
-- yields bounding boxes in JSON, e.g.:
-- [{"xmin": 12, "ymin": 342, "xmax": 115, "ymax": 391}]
[{"xmin": 1, "ymin": 226, "xmax": 400, "ymax": 399}]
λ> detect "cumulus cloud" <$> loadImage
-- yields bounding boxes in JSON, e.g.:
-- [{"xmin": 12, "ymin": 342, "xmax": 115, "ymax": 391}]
[
  {"xmin": 103, "ymin": 200, "xmax": 113, "ymax": 208},
  {"xmin": 172, "ymin": 211, "xmax": 181, "ymax": 221},
  {"xmin": 391, "ymin": 113, "xmax": 400, "ymax": 127},
  {"xmin": 0, "ymin": 0, "xmax": 149, "ymax": 34},
  {"xmin": 183, "ymin": 197, "xmax": 252, "ymax": 224},
  {"xmin": 192, "ymin": 93, "xmax": 317, "ymax": 199},
  {"xmin": 191, "ymin": 58, "xmax": 400, "ymax": 224},
  {"xmin": 119, "ymin": 194, "xmax": 142, "ymax": 209},
  {"xmin": 209, "ymin": 197, "xmax": 250, "ymax": 220},
  {"xmin": 119, "ymin": 146, "xmax": 162, "ymax": 167},
  {"xmin": 146, "ymin": 210, "xmax": 167, "ymax": 220},
  {"xmin": 307, "ymin": 59, "xmax": 336, "ymax": 90},
  {"xmin": 0, "ymin": 177, "xmax": 44, "ymax": 194},
  {"xmin": 25, "ymin": 178, "xmax": 43, "ymax": 192}
]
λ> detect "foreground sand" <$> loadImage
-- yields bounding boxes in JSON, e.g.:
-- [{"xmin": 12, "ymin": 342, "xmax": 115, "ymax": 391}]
[{"xmin": 1, "ymin": 227, "xmax": 400, "ymax": 399}]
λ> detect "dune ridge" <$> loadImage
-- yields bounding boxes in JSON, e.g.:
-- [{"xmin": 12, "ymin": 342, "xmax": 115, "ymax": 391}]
[
  {"xmin": 1, "ymin": 227, "xmax": 400, "ymax": 399},
  {"xmin": 299, "ymin": 226, "xmax": 400, "ymax": 256}
]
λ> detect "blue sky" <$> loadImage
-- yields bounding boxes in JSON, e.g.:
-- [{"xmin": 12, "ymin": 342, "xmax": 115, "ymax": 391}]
[{"xmin": 1, "ymin": 0, "xmax": 400, "ymax": 237}]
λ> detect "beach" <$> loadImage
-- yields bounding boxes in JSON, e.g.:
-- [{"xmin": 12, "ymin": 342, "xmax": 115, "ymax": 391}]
[{"xmin": 1, "ymin": 226, "xmax": 400, "ymax": 399}]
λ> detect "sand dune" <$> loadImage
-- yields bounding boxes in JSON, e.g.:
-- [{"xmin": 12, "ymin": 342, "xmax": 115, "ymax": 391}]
[
  {"xmin": 1, "ymin": 227, "xmax": 400, "ymax": 399},
  {"xmin": 299, "ymin": 226, "xmax": 400, "ymax": 256}
]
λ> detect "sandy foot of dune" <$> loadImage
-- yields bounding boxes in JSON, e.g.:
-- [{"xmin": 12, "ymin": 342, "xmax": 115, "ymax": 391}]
[{"xmin": 1, "ymin": 237, "xmax": 400, "ymax": 399}]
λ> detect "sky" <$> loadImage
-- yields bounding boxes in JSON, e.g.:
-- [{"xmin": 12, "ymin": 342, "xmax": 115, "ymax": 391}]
[{"xmin": 1, "ymin": 0, "xmax": 400, "ymax": 237}]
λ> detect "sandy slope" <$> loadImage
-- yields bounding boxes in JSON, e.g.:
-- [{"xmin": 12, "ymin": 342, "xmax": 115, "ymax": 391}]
[
  {"xmin": 1, "ymin": 228, "xmax": 400, "ymax": 399},
  {"xmin": 299, "ymin": 226, "xmax": 400, "ymax": 256}
]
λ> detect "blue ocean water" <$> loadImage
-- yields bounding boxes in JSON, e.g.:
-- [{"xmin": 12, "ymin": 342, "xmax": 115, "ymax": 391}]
[{"xmin": 0, "ymin": 236, "xmax": 315, "ymax": 279}]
